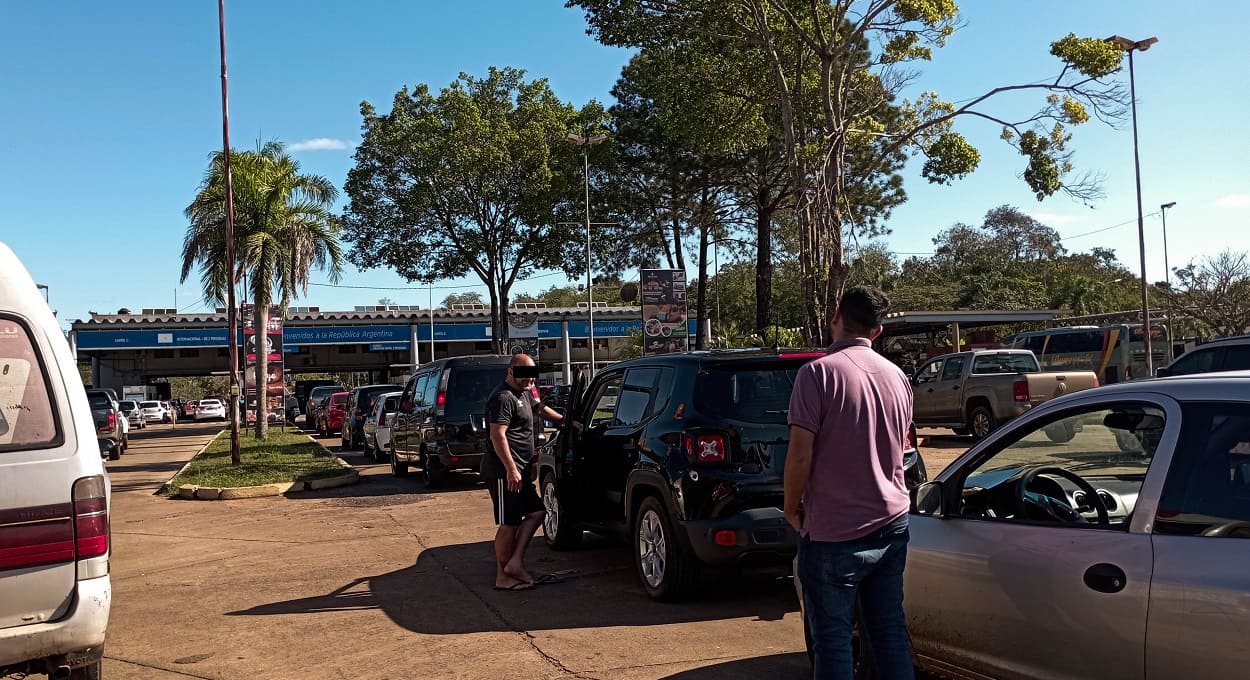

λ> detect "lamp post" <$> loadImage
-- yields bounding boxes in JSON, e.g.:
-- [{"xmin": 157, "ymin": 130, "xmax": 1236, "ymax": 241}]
[
  {"xmin": 1160, "ymin": 201, "xmax": 1176, "ymax": 286},
  {"xmin": 566, "ymin": 131, "xmax": 607, "ymax": 378},
  {"xmin": 1107, "ymin": 34, "xmax": 1159, "ymax": 377},
  {"xmin": 218, "ymin": 0, "xmax": 242, "ymax": 462}
]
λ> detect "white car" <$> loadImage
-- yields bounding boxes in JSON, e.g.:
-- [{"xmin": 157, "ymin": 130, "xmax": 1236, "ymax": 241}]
[
  {"xmin": 0, "ymin": 242, "xmax": 111, "ymax": 679},
  {"xmin": 118, "ymin": 399, "xmax": 145, "ymax": 429},
  {"xmin": 139, "ymin": 400, "xmax": 168, "ymax": 424},
  {"xmin": 194, "ymin": 399, "xmax": 226, "ymax": 421},
  {"xmin": 364, "ymin": 391, "xmax": 402, "ymax": 461}
]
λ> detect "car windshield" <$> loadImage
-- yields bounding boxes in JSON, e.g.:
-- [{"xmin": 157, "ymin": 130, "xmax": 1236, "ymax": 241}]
[
  {"xmin": 695, "ymin": 363, "xmax": 801, "ymax": 424},
  {"xmin": 445, "ymin": 365, "xmax": 508, "ymax": 418},
  {"xmin": 972, "ymin": 353, "xmax": 1040, "ymax": 374},
  {"xmin": 120, "ymin": 400, "xmax": 138, "ymax": 410}
]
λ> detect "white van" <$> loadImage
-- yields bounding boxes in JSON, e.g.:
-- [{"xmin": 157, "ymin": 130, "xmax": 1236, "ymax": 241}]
[{"xmin": 0, "ymin": 242, "xmax": 111, "ymax": 679}]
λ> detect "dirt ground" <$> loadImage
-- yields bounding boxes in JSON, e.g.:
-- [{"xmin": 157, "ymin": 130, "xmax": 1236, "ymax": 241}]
[{"xmin": 100, "ymin": 420, "xmax": 868, "ymax": 680}]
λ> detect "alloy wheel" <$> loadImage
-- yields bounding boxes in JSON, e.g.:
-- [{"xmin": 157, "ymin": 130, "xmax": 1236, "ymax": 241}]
[
  {"xmin": 638, "ymin": 509, "xmax": 667, "ymax": 588},
  {"xmin": 973, "ymin": 412, "xmax": 992, "ymax": 438},
  {"xmin": 542, "ymin": 480, "xmax": 560, "ymax": 539}
]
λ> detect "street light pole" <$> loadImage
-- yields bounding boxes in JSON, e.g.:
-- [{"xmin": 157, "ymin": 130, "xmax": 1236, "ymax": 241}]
[
  {"xmin": 1108, "ymin": 34, "xmax": 1159, "ymax": 377},
  {"xmin": 1160, "ymin": 201, "xmax": 1176, "ymax": 286},
  {"xmin": 566, "ymin": 131, "xmax": 607, "ymax": 379},
  {"xmin": 218, "ymin": 0, "xmax": 242, "ymax": 463}
]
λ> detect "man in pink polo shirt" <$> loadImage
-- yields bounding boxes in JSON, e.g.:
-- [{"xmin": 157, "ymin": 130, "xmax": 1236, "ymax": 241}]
[{"xmin": 785, "ymin": 286, "xmax": 914, "ymax": 679}]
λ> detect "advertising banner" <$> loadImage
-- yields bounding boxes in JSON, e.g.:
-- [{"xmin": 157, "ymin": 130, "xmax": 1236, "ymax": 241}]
[
  {"xmin": 507, "ymin": 313, "xmax": 540, "ymax": 359},
  {"xmin": 242, "ymin": 305, "xmax": 285, "ymax": 424},
  {"xmin": 641, "ymin": 269, "xmax": 689, "ymax": 355}
]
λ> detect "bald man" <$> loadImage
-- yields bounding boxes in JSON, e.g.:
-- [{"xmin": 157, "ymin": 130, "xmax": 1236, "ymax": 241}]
[{"xmin": 482, "ymin": 353, "xmax": 565, "ymax": 590}]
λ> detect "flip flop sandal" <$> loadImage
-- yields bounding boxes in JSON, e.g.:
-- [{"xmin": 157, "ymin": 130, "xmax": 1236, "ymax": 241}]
[{"xmin": 493, "ymin": 582, "xmax": 534, "ymax": 591}]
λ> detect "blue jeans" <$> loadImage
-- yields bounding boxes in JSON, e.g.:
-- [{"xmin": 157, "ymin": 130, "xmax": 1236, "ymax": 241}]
[{"xmin": 798, "ymin": 514, "xmax": 913, "ymax": 680}]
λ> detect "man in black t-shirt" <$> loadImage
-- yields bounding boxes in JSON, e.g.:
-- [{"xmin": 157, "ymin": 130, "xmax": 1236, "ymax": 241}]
[{"xmin": 483, "ymin": 353, "xmax": 565, "ymax": 590}]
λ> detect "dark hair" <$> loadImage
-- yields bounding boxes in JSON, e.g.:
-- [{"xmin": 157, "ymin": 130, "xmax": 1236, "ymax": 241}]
[{"xmin": 837, "ymin": 286, "xmax": 890, "ymax": 334}]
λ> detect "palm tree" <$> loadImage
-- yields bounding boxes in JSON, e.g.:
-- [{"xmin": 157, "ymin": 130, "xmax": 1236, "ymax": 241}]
[{"xmin": 182, "ymin": 140, "xmax": 344, "ymax": 439}]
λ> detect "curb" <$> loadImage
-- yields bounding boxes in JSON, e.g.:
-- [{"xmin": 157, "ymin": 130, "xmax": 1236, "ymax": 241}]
[
  {"xmin": 167, "ymin": 431, "xmax": 361, "ymax": 501},
  {"xmin": 156, "ymin": 429, "xmax": 224, "ymax": 496}
]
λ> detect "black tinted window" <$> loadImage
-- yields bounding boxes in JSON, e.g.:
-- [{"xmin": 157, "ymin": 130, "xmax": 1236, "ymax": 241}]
[
  {"xmin": 940, "ymin": 357, "xmax": 965, "ymax": 381},
  {"xmin": 445, "ymin": 366, "xmax": 507, "ymax": 417},
  {"xmin": 1221, "ymin": 345, "xmax": 1250, "ymax": 372},
  {"xmin": 1157, "ymin": 403, "xmax": 1250, "ymax": 538},
  {"xmin": 422, "ymin": 372, "xmax": 440, "ymax": 406},
  {"xmin": 615, "ymin": 388, "xmax": 651, "ymax": 426},
  {"xmin": 1168, "ymin": 348, "xmax": 1222, "ymax": 376},
  {"xmin": 973, "ymin": 353, "xmax": 1039, "ymax": 374},
  {"xmin": 88, "ymin": 394, "xmax": 112, "ymax": 409},
  {"xmin": 1048, "ymin": 331, "xmax": 1102, "ymax": 354},
  {"xmin": 695, "ymin": 364, "xmax": 798, "ymax": 424}
]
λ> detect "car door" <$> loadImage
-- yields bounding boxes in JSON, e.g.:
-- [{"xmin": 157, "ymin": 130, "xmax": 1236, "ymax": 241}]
[
  {"xmin": 598, "ymin": 368, "xmax": 662, "ymax": 514},
  {"xmin": 934, "ymin": 355, "xmax": 966, "ymax": 422},
  {"xmin": 569, "ymin": 371, "xmax": 626, "ymax": 521},
  {"xmin": 1147, "ymin": 401, "xmax": 1250, "ymax": 679},
  {"xmin": 912, "ymin": 358, "xmax": 944, "ymax": 422},
  {"xmin": 906, "ymin": 393, "xmax": 1180, "ymax": 680},
  {"xmin": 396, "ymin": 374, "xmax": 426, "ymax": 457}
]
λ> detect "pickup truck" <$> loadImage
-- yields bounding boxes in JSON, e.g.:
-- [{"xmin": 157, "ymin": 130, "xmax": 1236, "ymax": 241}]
[
  {"xmin": 86, "ymin": 388, "xmax": 127, "ymax": 459},
  {"xmin": 912, "ymin": 349, "xmax": 1098, "ymax": 439}
]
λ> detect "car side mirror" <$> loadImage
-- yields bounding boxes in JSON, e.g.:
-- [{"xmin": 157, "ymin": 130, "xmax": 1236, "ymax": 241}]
[
  {"xmin": 912, "ymin": 481, "xmax": 945, "ymax": 517},
  {"xmin": 1154, "ymin": 367, "xmax": 1170, "ymax": 378}
]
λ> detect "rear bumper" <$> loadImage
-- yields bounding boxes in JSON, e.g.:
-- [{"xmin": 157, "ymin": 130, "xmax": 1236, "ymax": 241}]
[
  {"xmin": 679, "ymin": 507, "xmax": 798, "ymax": 567},
  {"xmin": 433, "ymin": 451, "xmax": 484, "ymax": 472},
  {"xmin": 0, "ymin": 575, "xmax": 110, "ymax": 670}
]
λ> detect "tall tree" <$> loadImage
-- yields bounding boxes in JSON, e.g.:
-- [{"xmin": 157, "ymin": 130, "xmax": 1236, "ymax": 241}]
[
  {"xmin": 181, "ymin": 141, "xmax": 344, "ymax": 439},
  {"xmin": 1165, "ymin": 251, "xmax": 1250, "ymax": 336},
  {"xmin": 570, "ymin": 0, "xmax": 1127, "ymax": 344},
  {"xmin": 344, "ymin": 67, "xmax": 605, "ymax": 353}
]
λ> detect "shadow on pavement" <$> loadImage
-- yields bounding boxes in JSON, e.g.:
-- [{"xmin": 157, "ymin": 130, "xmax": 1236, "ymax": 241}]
[
  {"xmin": 228, "ymin": 538, "xmax": 799, "ymax": 633},
  {"xmin": 919, "ymin": 434, "xmax": 971, "ymax": 450},
  {"xmin": 658, "ymin": 652, "xmax": 810, "ymax": 679}
]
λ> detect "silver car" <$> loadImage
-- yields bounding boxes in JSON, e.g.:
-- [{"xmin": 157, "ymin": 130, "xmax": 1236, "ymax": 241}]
[
  {"xmin": 118, "ymin": 399, "xmax": 146, "ymax": 429},
  {"xmin": 903, "ymin": 371, "xmax": 1250, "ymax": 679},
  {"xmin": 364, "ymin": 391, "xmax": 402, "ymax": 462}
]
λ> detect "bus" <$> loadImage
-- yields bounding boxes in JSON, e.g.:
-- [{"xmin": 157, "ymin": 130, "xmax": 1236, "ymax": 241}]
[{"xmin": 1004, "ymin": 324, "xmax": 1171, "ymax": 384}]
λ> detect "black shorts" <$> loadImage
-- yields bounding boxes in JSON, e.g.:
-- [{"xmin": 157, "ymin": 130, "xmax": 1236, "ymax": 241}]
[{"xmin": 488, "ymin": 472, "xmax": 544, "ymax": 526}]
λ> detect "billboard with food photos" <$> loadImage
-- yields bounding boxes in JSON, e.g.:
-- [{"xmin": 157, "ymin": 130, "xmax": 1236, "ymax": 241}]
[{"xmin": 641, "ymin": 269, "xmax": 689, "ymax": 356}]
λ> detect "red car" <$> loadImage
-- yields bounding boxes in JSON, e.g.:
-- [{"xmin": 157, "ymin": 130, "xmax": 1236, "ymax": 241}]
[{"xmin": 318, "ymin": 391, "xmax": 349, "ymax": 437}]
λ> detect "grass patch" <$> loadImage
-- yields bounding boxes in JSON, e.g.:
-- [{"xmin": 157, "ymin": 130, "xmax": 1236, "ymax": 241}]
[{"xmin": 166, "ymin": 429, "xmax": 346, "ymax": 495}]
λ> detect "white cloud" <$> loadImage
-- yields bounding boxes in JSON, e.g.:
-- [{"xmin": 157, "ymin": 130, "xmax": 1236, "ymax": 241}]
[
  {"xmin": 1028, "ymin": 212, "xmax": 1083, "ymax": 226},
  {"xmin": 1215, "ymin": 194, "xmax": 1250, "ymax": 208},
  {"xmin": 288, "ymin": 137, "xmax": 352, "ymax": 152}
]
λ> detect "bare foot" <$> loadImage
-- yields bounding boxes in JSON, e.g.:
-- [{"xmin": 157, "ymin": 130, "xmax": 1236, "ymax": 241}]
[{"xmin": 503, "ymin": 563, "xmax": 533, "ymax": 585}]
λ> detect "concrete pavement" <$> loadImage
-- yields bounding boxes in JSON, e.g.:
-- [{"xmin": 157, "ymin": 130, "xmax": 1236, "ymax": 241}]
[{"xmin": 99, "ymin": 422, "xmax": 809, "ymax": 679}]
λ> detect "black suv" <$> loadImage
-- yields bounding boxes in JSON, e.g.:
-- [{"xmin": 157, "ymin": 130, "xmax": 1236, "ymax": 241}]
[
  {"xmin": 389, "ymin": 355, "xmax": 512, "ymax": 488},
  {"xmin": 341, "ymin": 384, "xmax": 400, "ymax": 450},
  {"xmin": 536, "ymin": 350, "xmax": 928, "ymax": 600}
]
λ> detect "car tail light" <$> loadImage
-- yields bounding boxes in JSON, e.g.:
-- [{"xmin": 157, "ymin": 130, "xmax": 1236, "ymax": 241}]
[
  {"xmin": 98, "ymin": 410, "xmax": 116, "ymax": 433},
  {"xmin": 714, "ymin": 530, "xmax": 737, "ymax": 547},
  {"xmin": 0, "ymin": 507, "xmax": 75, "ymax": 571},
  {"xmin": 73, "ymin": 476, "xmax": 109, "ymax": 560},
  {"xmin": 906, "ymin": 427, "xmax": 918, "ymax": 450},
  {"xmin": 1013, "ymin": 379, "xmax": 1029, "ymax": 402},
  {"xmin": 436, "ymin": 392, "xmax": 447, "ymax": 407},
  {"xmin": 684, "ymin": 433, "xmax": 727, "ymax": 464}
]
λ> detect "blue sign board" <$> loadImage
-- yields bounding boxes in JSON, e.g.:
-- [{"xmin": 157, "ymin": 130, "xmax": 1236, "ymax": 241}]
[
  {"xmin": 75, "ymin": 319, "xmax": 697, "ymax": 351},
  {"xmin": 368, "ymin": 343, "xmax": 410, "ymax": 351}
]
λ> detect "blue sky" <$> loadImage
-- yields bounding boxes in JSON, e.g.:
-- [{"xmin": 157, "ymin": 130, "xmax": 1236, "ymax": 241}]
[{"xmin": 2, "ymin": 1, "xmax": 1246, "ymax": 329}]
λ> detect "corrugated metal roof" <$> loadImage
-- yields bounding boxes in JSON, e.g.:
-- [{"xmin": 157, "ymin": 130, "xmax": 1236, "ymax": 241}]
[{"xmin": 73, "ymin": 306, "xmax": 644, "ymax": 328}]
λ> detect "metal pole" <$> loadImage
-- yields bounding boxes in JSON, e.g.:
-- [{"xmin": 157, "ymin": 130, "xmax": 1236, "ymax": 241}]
[
  {"xmin": 1127, "ymin": 50, "xmax": 1154, "ymax": 377},
  {"xmin": 584, "ymin": 146, "xmax": 595, "ymax": 379},
  {"xmin": 714, "ymin": 242, "xmax": 720, "ymax": 336},
  {"xmin": 428, "ymin": 283, "xmax": 435, "ymax": 363},
  {"xmin": 1160, "ymin": 204, "xmax": 1172, "ymax": 286},
  {"xmin": 218, "ymin": 0, "xmax": 241, "ymax": 463}
]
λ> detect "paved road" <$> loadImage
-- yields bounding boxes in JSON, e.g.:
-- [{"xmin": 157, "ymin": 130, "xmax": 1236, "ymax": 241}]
[{"xmin": 99, "ymin": 421, "xmax": 810, "ymax": 679}]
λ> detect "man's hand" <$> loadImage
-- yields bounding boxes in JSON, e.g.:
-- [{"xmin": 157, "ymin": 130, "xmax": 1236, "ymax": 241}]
[
  {"xmin": 785, "ymin": 505, "xmax": 803, "ymax": 533},
  {"xmin": 507, "ymin": 466, "xmax": 523, "ymax": 493}
]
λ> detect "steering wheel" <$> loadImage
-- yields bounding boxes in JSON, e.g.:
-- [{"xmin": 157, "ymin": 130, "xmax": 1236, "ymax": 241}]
[{"xmin": 1016, "ymin": 466, "xmax": 1110, "ymax": 527}]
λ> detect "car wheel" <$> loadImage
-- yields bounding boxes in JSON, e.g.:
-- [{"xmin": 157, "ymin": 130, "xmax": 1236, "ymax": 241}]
[
  {"xmin": 968, "ymin": 405, "xmax": 996, "ymax": 440},
  {"xmin": 423, "ymin": 454, "xmax": 446, "ymax": 489},
  {"xmin": 634, "ymin": 495, "xmax": 698, "ymax": 601},
  {"xmin": 122, "ymin": 435, "xmax": 128, "ymax": 451},
  {"xmin": 68, "ymin": 660, "xmax": 103, "ymax": 680},
  {"xmin": 390, "ymin": 446, "xmax": 410, "ymax": 477},
  {"xmin": 108, "ymin": 441, "xmax": 122, "ymax": 460},
  {"xmin": 542, "ymin": 473, "xmax": 582, "ymax": 549}
]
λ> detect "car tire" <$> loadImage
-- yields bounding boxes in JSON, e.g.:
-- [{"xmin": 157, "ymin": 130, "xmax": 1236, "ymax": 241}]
[
  {"xmin": 68, "ymin": 660, "xmax": 103, "ymax": 680},
  {"xmin": 422, "ymin": 453, "xmax": 446, "ymax": 489},
  {"xmin": 108, "ymin": 441, "xmax": 122, "ymax": 460},
  {"xmin": 542, "ymin": 472, "xmax": 582, "ymax": 550},
  {"xmin": 634, "ymin": 495, "xmax": 698, "ymax": 601},
  {"xmin": 390, "ymin": 446, "xmax": 409, "ymax": 477},
  {"xmin": 1044, "ymin": 421, "xmax": 1077, "ymax": 443},
  {"xmin": 968, "ymin": 405, "xmax": 997, "ymax": 440}
]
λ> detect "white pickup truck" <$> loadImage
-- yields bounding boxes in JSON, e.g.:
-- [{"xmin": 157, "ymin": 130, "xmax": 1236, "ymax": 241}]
[{"xmin": 912, "ymin": 349, "xmax": 1099, "ymax": 438}]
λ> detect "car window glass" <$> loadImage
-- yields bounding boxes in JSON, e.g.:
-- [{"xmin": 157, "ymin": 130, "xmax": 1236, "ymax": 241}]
[
  {"xmin": 422, "ymin": 371, "xmax": 441, "ymax": 407},
  {"xmin": 1220, "ymin": 345, "xmax": 1250, "ymax": 372},
  {"xmin": 973, "ymin": 354, "xmax": 1039, "ymax": 374},
  {"xmin": 0, "ymin": 317, "xmax": 60, "ymax": 451},
  {"xmin": 941, "ymin": 356, "xmax": 965, "ymax": 381},
  {"xmin": 1169, "ymin": 348, "xmax": 1222, "ymax": 376},
  {"xmin": 585, "ymin": 376, "xmax": 623, "ymax": 428},
  {"xmin": 614, "ymin": 388, "xmax": 651, "ymax": 427},
  {"xmin": 411, "ymin": 375, "xmax": 429, "ymax": 406},
  {"xmin": 958, "ymin": 403, "xmax": 1164, "ymax": 529},
  {"xmin": 1048, "ymin": 331, "xmax": 1102, "ymax": 354},
  {"xmin": 694, "ymin": 364, "xmax": 798, "ymax": 424},
  {"xmin": 445, "ymin": 366, "xmax": 506, "ymax": 418},
  {"xmin": 1156, "ymin": 403, "xmax": 1250, "ymax": 538},
  {"xmin": 624, "ymin": 368, "xmax": 660, "ymax": 390},
  {"xmin": 915, "ymin": 359, "xmax": 943, "ymax": 384}
]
